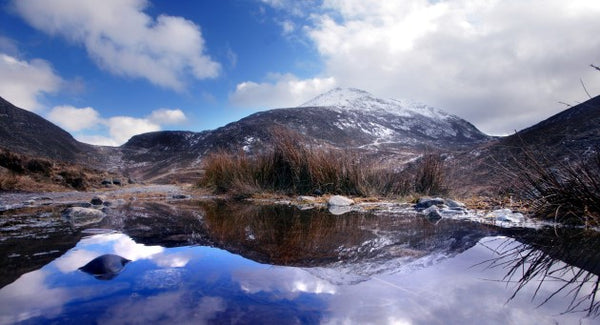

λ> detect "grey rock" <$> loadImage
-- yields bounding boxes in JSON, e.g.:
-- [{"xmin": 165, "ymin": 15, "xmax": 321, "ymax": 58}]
[
  {"xmin": 415, "ymin": 197, "xmax": 445, "ymax": 210},
  {"xmin": 62, "ymin": 207, "xmax": 106, "ymax": 227},
  {"xmin": 172, "ymin": 194, "xmax": 191, "ymax": 199},
  {"xmin": 101, "ymin": 179, "xmax": 113, "ymax": 185},
  {"xmin": 422, "ymin": 206, "xmax": 443, "ymax": 221},
  {"xmin": 446, "ymin": 199, "xmax": 466, "ymax": 209},
  {"xmin": 328, "ymin": 195, "xmax": 354, "ymax": 207},
  {"xmin": 112, "ymin": 179, "xmax": 122, "ymax": 186}
]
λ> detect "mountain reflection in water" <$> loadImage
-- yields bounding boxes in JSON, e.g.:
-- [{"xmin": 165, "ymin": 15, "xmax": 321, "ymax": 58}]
[{"xmin": 0, "ymin": 201, "xmax": 599, "ymax": 324}]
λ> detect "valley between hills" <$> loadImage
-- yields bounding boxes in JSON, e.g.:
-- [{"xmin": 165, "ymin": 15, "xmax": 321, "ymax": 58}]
[{"xmin": 1, "ymin": 87, "xmax": 600, "ymax": 227}]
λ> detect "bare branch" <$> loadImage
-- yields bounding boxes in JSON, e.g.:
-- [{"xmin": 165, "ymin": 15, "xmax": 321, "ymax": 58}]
[{"xmin": 591, "ymin": 64, "xmax": 600, "ymax": 72}]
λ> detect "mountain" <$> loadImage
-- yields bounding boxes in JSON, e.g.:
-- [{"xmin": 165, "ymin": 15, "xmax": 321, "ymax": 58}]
[
  {"xmin": 501, "ymin": 95, "xmax": 600, "ymax": 159},
  {"xmin": 0, "ymin": 96, "xmax": 93, "ymax": 162},
  {"xmin": 121, "ymin": 88, "xmax": 491, "ymax": 180},
  {"xmin": 298, "ymin": 87, "xmax": 490, "ymax": 149},
  {"xmin": 449, "ymin": 94, "xmax": 600, "ymax": 194}
]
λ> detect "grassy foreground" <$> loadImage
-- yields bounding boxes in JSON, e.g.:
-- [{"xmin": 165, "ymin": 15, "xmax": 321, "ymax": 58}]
[{"xmin": 199, "ymin": 128, "xmax": 446, "ymax": 198}]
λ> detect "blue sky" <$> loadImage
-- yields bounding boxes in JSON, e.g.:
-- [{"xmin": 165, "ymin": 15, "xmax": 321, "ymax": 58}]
[{"xmin": 1, "ymin": 0, "xmax": 600, "ymax": 145}]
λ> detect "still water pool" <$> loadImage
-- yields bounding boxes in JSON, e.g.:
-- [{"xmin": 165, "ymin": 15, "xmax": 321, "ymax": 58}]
[{"xmin": 1, "ymin": 201, "xmax": 599, "ymax": 324}]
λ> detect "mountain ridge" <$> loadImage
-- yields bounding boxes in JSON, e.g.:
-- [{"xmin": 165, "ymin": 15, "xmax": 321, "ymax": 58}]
[{"xmin": 2, "ymin": 89, "xmax": 598, "ymax": 191}]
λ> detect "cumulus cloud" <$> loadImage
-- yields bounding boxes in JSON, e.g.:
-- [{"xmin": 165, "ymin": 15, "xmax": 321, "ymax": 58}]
[
  {"xmin": 257, "ymin": 0, "xmax": 600, "ymax": 134},
  {"xmin": 148, "ymin": 108, "xmax": 187, "ymax": 125},
  {"xmin": 105, "ymin": 116, "xmax": 160, "ymax": 145},
  {"xmin": 0, "ymin": 53, "xmax": 62, "ymax": 111},
  {"xmin": 47, "ymin": 105, "xmax": 101, "ymax": 131},
  {"xmin": 12, "ymin": 0, "xmax": 220, "ymax": 91},
  {"xmin": 230, "ymin": 73, "xmax": 336, "ymax": 108},
  {"xmin": 46, "ymin": 105, "xmax": 188, "ymax": 146}
]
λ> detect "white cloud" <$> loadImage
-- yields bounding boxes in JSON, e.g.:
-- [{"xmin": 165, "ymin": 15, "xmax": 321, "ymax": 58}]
[
  {"xmin": 257, "ymin": 0, "xmax": 600, "ymax": 135},
  {"xmin": 13, "ymin": 0, "xmax": 220, "ymax": 91},
  {"xmin": 106, "ymin": 116, "xmax": 160, "ymax": 145},
  {"xmin": 148, "ymin": 108, "xmax": 187, "ymax": 125},
  {"xmin": 45, "ymin": 105, "xmax": 187, "ymax": 146},
  {"xmin": 230, "ymin": 73, "xmax": 337, "ymax": 108},
  {"xmin": 0, "ymin": 53, "xmax": 62, "ymax": 111},
  {"xmin": 47, "ymin": 105, "xmax": 101, "ymax": 131}
]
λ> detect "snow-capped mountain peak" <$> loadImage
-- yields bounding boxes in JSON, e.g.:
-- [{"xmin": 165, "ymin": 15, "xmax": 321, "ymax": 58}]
[{"xmin": 299, "ymin": 87, "xmax": 451, "ymax": 120}]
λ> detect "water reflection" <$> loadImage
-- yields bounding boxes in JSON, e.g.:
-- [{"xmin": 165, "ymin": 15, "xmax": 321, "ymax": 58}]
[
  {"xmin": 79, "ymin": 254, "xmax": 131, "ymax": 280},
  {"xmin": 481, "ymin": 228, "xmax": 600, "ymax": 317},
  {"xmin": 199, "ymin": 201, "xmax": 496, "ymax": 274},
  {"xmin": 0, "ymin": 201, "xmax": 599, "ymax": 323}
]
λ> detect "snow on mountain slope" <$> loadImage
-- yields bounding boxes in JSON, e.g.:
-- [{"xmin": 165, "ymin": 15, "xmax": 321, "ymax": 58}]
[
  {"xmin": 300, "ymin": 87, "xmax": 451, "ymax": 120},
  {"xmin": 299, "ymin": 87, "xmax": 489, "ymax": 145}
]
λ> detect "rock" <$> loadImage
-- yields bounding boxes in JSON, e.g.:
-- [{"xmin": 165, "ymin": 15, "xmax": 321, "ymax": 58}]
[
  {"xmin": 313, "ymin": 189, "xmax": 323, "ymax": 196},
  {"xmin": 62, "ymin": 207, "xmax": 106, "ymax": 227},
  {"xmin": 172, "ymin": 194, "xmax": 191, "ymax": 199},
  {"xmin": 90, "ymin": 195, "xmax": 105, "ymax": 205},
  {"xmin": 446, "ymin": 199, "xmax": 466, "ymax": 209},
  {"xmin": 79, "ymin": 254, "xmax": 130, "ymax": 280},
  {"xmin": 422, "ymin": 206, "xmax": 443, "ymax": 221},
  {"xmin": 112, "ymin": 179, "xmax": 122, "ymax": 186},
  {"xmin": 328, "ymin": 205, "xmax": 353, "ymax": 215},
  {"xmin": 328, "ymin": 195, "xmax": 354, "ymax": 207},
  {"xmin": 415, "ymin": 197, "xmax": 445, "ymax": 210},
  {"xmin": 297, "ymin": 196, "xmax": 317, "ymax": 202},
  {"xmin": 486, "ymin": 209, "xmax": 525, "ymax": 223},
  {"xmin": 101, "ymin": 179, "xmax": 112, "ymax": 186}
]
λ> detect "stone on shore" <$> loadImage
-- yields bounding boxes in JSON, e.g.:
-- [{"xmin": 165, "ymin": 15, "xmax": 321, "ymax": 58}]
[
  {"xmin": 328, "ymin": 195, "xmax": 354, "ymax": 207},
  {"xmin": 415, "ymin": 197, "xmax": 445, "ymax": 210},
  {"xmin": 62, "ymin": 207, "xmax": 106, "ymax": 227}
]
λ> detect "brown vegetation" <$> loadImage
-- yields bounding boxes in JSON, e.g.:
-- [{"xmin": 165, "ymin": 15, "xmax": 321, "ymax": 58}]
[
  {"xmin": 200, "ymin": 128, "xmax": 446, "ymax": 198},
  {"xmin": 508, "ymin": 147, "xmax": 600, "ymax": 226},
  {"xmin": 0, "ymin": 147, "xmax": 116, "ymax": 192}
]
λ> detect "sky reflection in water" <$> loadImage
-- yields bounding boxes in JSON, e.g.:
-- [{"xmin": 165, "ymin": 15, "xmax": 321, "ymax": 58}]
[{"xmin": 0, "ymin": 231, "xmax": 597, "ymax": 324}]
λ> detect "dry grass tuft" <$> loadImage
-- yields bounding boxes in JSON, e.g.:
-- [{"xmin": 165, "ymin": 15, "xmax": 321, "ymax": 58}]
[
  {"xmin": 200, "ymin": 128, "xmax": 445, "ymax": 198},
  {"xmin": 508, "ymin": 147, "xmax": 600, "ymax": 226}
]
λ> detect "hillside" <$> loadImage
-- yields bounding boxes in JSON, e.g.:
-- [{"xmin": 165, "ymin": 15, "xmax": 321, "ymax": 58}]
[
  {"xmin": 0, "ymin": 96, "xmax": 93, "ymax": 162},
  {"xmin": 121, "ymin": 88, "xmax": 491, "ymax": 180},
  {"xmin": 450, "ymin": 94, "xmax": 600, "ymax": 195}
]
